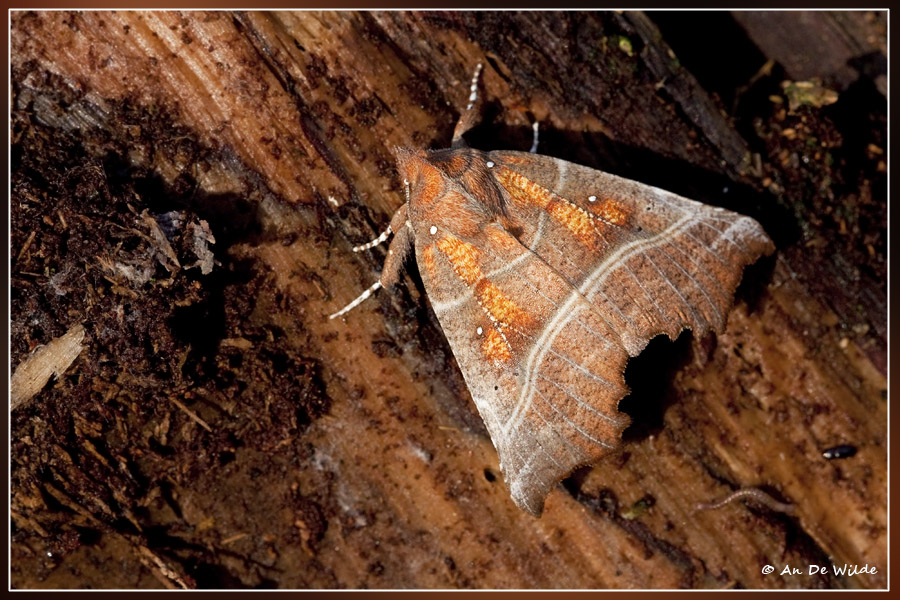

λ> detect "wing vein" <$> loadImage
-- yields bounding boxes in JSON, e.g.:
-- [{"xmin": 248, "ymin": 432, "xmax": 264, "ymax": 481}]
[
  {"xmin": 643, "ymin": 249, "xmax": 703, "ymax": 326},
  {"xmin": 535, "ymin": 388, "xmax": 616, "ymax": 449},
  {"xmin": 652, "ymin": 242, "xmax": 724, "ymax": 326},
  {"xmin": 537, "ymin": 371, "xmax": 619, "ymax": 424}
]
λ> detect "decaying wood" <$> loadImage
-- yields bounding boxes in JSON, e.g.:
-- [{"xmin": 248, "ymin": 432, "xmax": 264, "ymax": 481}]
[
  {"xmin": 11, "ymin": 323, "xmax": 86, "ymax": 410},
  {"xmin": 10, "ymin": 11, "xmax": 886, "ymax": 589}
]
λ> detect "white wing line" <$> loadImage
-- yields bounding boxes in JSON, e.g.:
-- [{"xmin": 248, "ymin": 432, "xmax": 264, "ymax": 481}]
[
  {"xmin": 578, "ymin": 214, "xmax": 696, "ymax": 297},
  {"xmin": 428, "ymin": 225, "xmax": 725, "ymax": 319},
  {"xmin": 528, "ymin": 211, "xmax": 548, "ymax": 251},
  {"xmin": 625, "ymin": 184, "xmax": 750, "ymax": 268},
  {"xmin": 430, "ymin": 291, "xmax": 470, "ymax": 315},
  {"xmin": 713, "ymin": 217, "xmax": 764, "ymax": 256},
  {"xmin": 536, "ymin": 230, "xmax": 638, "ymax": 332},
  {"xmin": 649, "ymin": 188, "xmax": 744, "ymax": 229},
  {"xmin": 502, "ymin": 297, "xmax": 585, "ymax": 439},
  {"xmin": 526, "ymin": 283, "xmax": 616, "ymax": 350},
  {"xmin": 518, "ymin": 283, "xmax": 620, "ymax": 388},
  {"xmin": 481, "ymin": 250, "xmax": 532, "ymax": 280},
  {"xmin": 649, "ymin": 189, "xmax": 767, "ymax": 257},
  {"xmin": 693, "ymin": 218, "xmax": 754, "ymax": 257}
]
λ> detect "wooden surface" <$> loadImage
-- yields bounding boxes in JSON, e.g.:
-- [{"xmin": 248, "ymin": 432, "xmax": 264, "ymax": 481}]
[{"xmin": 10, "ymin": 11, "xmax": 886, "ymax": 589}]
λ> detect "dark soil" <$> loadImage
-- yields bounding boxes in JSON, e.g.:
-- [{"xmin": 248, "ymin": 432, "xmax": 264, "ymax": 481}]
[{"xmin": 10, "ymin": 82, "xmax": 330, "ymax": 588}]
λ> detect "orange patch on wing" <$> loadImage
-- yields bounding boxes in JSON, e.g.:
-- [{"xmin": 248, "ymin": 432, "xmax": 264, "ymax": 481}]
[
  {"xmin": 436, "ymin": 232, "xmax": 536, "ymax": 364},
  {"xmin": 484, "ymin": 226, "xmax": 521, "ymax": 253},
  {"xmin": 421, "ymin": 245, "xmax": 438, "ymax": 280},
  {"xmin": 591, "ymin": 199, "xmax": 628, "ymax": 226},
  {"xmin": 495, "ymin": 167, "xmax": 553, "ymax": 209},
  {"xmin": 436, "ymin": 236, "xmax": 482, "ymax": 286},
  {"xmin": 482, "ymin": 327, "xmax": 512, "ymax": 362},
  {"xmin": 546, "ymin": 199, "xmax": 598, "ymax": 246},
  {"xmin": 495, "ymin": 166, "xmax": 603, "ymax": 248},
  {"xmin": 475, "ymin": 281, "xmax": 535, "ymax": 330}
]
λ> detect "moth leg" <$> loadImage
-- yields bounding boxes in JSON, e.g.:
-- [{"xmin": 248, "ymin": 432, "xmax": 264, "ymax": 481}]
[
  {"xmin": 450, "ymin": 63, "xmax": 484, "ymax": 148},
  {"xmin": 378, "ymin": 205, "xmax": 412, "ymax": 288},
  {"xmin": 329, "ymin": 203, "xmax": 410, "ymax": 320}
]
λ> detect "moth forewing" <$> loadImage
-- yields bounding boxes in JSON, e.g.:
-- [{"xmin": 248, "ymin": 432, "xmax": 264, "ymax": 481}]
[{"xmin": 485, "ymin": 150, "xmax": 775, "ymax": 357}]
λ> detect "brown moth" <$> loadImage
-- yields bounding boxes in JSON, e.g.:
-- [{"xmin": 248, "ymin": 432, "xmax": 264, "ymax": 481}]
[{"xmin": 331, "ymin": 64, "xmax": 774, "ymax": 516}]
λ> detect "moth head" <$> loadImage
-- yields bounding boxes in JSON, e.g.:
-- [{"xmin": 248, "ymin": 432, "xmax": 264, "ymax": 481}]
[
  {"xmin": 392, "ymin": 146, "xmax": 444, "ymax": 204},
  {"xmin": 393, "ymin": 145, "xmax": 427, "ymax": 176}
]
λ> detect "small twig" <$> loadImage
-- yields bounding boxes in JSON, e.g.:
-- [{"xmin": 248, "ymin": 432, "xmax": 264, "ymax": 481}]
[
  {"xmin": 221, "ymin": 533, "xmax": 248, "ymax": 545},
  {"xmin": 16, "ymin": 230, "xmax": 37, "ymax": 262},
  {"xmin": 137, "ymin": 545, "xmax": 192, "ymax": 589},
  {"xmin": 167, "ymin": 395, "xmax": 213, "ymax": 432},
  {"xmin": 694, "ymin": 488, "xmax": 795, "ymax": 515}
]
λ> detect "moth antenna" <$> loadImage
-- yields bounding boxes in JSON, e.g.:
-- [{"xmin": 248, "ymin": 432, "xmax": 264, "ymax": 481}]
[
  {"xmin": 352, "ymin": 225, "xmax": 393, "ymax": 252},
  {"xmin": 529, "ymin": 120, "xmax": 540, "ymax": 153},
  {"xmin": 465, "ymin": 62, "xmax": 483, "ymax": 111},
  {"xmin": 451, "ymin": 62, "xmax": 484, "ymax": 147},
  {"xmin": 328, "ymin": 281, "xmax": 383, "ymax": 320}
]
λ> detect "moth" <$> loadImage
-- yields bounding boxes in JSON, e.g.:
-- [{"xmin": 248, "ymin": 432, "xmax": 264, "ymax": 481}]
[{"xmin": 332, "ymin": 64, "xmax": 774, "ymax": 516}]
